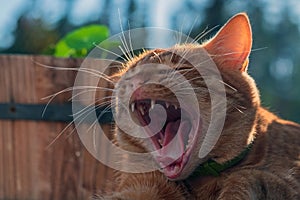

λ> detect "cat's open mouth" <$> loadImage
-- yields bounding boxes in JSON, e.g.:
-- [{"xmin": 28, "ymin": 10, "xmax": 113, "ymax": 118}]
[{"xmin": 130, "ymin": 98, "xmax": 197, "ymax": 179}]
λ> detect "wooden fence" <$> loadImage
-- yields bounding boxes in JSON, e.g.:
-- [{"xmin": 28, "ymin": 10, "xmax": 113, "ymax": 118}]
[{"xmin": 0, "ymin": 55, "xmax": 114, "ymax": 200}]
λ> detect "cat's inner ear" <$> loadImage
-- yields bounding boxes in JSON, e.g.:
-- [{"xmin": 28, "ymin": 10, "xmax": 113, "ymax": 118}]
[{"xmin": 203, "ymin": 13, "xmax": 252, "ymax": 72}]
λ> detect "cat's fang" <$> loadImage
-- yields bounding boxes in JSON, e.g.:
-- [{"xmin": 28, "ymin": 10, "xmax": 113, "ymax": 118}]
[
  {"xmin": 174, "ymin": 164, "xmax": 180, "ymax": 173},
  {"xmin": 185, "ymin": 144, "xmax": 189, "ymax": 150},
  {"xmin": 159, "ymin": 162, "xmax": 164, "ymax": 168},
  {"xmin": 158, "ymin": 139, "xmax": 163, "ymax": 146},
  {"xmin": 139, "ymin": 106, "xmax": 145, "ymax": 115},
  {"xmin": 131, "ymin": 103, "xmax": 135, "ymax": 112},
  {"xmin": 187, "ymin": 139, "xmax": 192, "ymax": 149},
  {"xmin": 166, "ymin": 102, "xmax": 170, "ymax": 108},
  {"xmin": 187, "ymin": 133, "xmax": 193, "ymax": 144},
  {"xmin": 151, "ymin": 99, "xmax": 155, "ymax": 109},
  {"xmin": 185, "ymin": 141, "xmax": 191, "ymax": 150}
]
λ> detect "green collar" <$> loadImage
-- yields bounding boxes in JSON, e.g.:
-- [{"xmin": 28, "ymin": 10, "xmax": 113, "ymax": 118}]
[{"xmin": 190, "ymin": 142, "xmax": 254, "ymax": 177}]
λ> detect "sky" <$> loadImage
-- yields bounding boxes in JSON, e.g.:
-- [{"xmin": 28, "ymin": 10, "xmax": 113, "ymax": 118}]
[
  {"xmin": 0, "ymin": 0, "xmax": 176, "ymax": 49},
  {"xmin": 1, "ymin": 0, "xmax": 300, "ymax": 50}
]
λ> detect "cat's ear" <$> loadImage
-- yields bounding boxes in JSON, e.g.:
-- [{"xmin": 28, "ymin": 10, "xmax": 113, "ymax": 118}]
[{"xmin": 203, "ymin": 13, "xmax": 252, "ymax": 72}]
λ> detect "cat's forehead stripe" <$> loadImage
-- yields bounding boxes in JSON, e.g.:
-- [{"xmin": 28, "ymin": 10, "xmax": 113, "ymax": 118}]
[{"xmin": 136, "ymin": 49, "xmax": 192, "ymax": 67}]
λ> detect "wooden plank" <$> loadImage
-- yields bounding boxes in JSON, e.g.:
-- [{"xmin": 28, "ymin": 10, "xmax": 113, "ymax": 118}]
[
  {"xmin": 0, "ymin": 55, "xmax": 115, "ymax": 200},
  {"xmin": 0, "ymin": 55, "xmax": 17, "ymax": 199},
  {"xmin": 1, "ymin": 120, "xmax": 16, "ymax": 199},
  {"xmin": 12, "ymin": 55, "xmax": 36, "ymax": 199},
  {"xmin": 71, "ymin": 58, "xmax": 117, "ymax": 198},
  {"xmin": 32, "ymin": 55, "xmax": 86, "ymax": 200},
  {"xmin": 0, "ymin": 55, "xmax": 6, "ymax": 198}
]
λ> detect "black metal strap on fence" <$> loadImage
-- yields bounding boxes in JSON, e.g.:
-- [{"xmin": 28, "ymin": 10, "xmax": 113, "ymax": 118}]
[{"xmin": 0, "ymin": 103, "xmax": 113, "ymax": 124}]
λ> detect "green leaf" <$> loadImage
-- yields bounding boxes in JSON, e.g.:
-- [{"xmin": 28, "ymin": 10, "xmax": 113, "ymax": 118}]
[{"xmin": 54, "ymin": 25, "xmax": 109, "ymax": 58}]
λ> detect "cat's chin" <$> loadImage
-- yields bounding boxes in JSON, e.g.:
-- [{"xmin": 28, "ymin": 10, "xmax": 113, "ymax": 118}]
[{"xmin": 129, "ymin": 98, "xmax": 200, "ymax": 180}]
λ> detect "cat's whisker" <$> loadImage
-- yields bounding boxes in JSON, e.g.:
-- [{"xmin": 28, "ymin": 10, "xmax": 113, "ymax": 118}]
[
  {"xmin": 57, "ymin": 102, "xmax": 108, "ymax": 148},
  {"xmin": 61, "ymin": 109, "xmax": 106, "ymax": 148},
  {"xmin": 193, "ymin": 25, "xmax": 219, "ymax": 43},
  {"xmin": 174, "ymin": 28, "xmax": 180, "ymax": 45},
  {"xmin": 71, "ymin": 98, "xmax": 113, "ymax": 117},
  {"xmin": 69, "ymin": 87, "xmax": 115, "ymax": 101},
  {"xmin": 153, "ymin": 51, "xmax": 163, "ymax": 63},
  {"xmin": 42, "ymin": 86, "xmax": 115, "ymax": 101},
  {"xmin": 169, "ymin": 52, "xmax": 176, "ymax": 66},
  {"xmin": 42, "ymin": 86, "xmax": 115, "ymax": 117},
  {"xmin": 192, "ymin": 26, "xmax": 208, "ymax": 43},
  {"xmin": 165, "ymin": 67, "xmax": 195, "ymax": 79},
  {"xmin": 71, "ymin": 102, "xmax": 116, "ymax": 139},
  {"xmin": 89, "ymin": 69, "xmax": 116, "ymax": 83},
  {"xmin": 205, "ymin": 32, "xmax": 265, "ymax": 59},
  {"xmin": 118, "ymin": 45, "xmax": 131, "ymax": 62},
  {"xmin": 45, "ymin": 119, "xmax": 76, "ymax": 149},
  {"xmin": 127, "ymin": 21, "xmax": 135, "ymax": 59},
  {"xmin": 178, "ymin": 15, "xmax": 186, "ymax": 44},
  {"xmin": 236, "ymin": 105, "xmax": 247, "ymax": 110},
  {"xmin": 118, "ymin": 9, "xmax": 134, "ymax": 61},
  {"xmin": 88, "ymin": 105, "xmax": 116, "ymax": 145},
  {"xmin": 210, "ymin": 50, "xmax": 251, "ymax": 59},
  {"xmin": 219, "ymin": 80, "xmax": 237, "ymax": 92},
  {"xmin": 92, "ymin": 42, "xmax": 127, "ymax": 63},
  {"xmin": 233, "ymin": 106, "xmax": 244, "ymax": 114},
  {"xmin": 166, "ymin": 48, "xmax": 193, "ymax": 81},
  {"xmin": 93, "ymin": 123, "xmax": 97, "ymax": 150},
  {"xmin": 33, "ymin": 59, "xmax": 116, "ymax": 84},
  {"xmin": 185, "ymin": 16, "xmax": 199, "ymax": 44},
  {"xmin": 251, "ymin": 47, "xmax": 268, "ymax": 53},
  {"xmin": 64, "ymin": 125, "xmax": 79, "ymax": 141},
  {"xmin": 83, "ymin": 103, "xmax": 115, "ymax": 134},
  {"xmin": 71, "ymin": 95, "xmax": 113, "ymax": 103},
  {"xmin": 176, "ymin": 67, "xmax": 194, "ymax": 73},
  {"xmin": 193, "ymin": 57, "xmax": 217, "ymax": 68}
]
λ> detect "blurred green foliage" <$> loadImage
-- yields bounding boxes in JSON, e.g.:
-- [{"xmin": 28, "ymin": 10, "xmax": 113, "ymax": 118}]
[{"xmin": 51, "ymin": 25, "xmax": 109, "ymax": 58}]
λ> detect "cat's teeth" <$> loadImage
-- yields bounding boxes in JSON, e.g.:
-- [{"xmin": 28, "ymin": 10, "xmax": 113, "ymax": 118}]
[
  {"xmin": 151, "ymin": 99, "xmax": 155, "ymax": 110},
  {"xmin": 131, "ymin": 103, "xmax": 135, "ymax": 112},
  {"xmin": 173, "ymin": 164, "xmax": 180, "ymax": 172},
  {"xmin": 139, "ymin": 106, "xmax": 145, "ymax": 115},
  {"xmin": 158, "ymin": 139, "xmax": 163, "ymax": 146},
  {"xmin": 186, "ymin": 140, "xmax": 192, "ymax": 149},
  {"xmin": 166, "ymin": 102, "xmax": 170, "ymax": 108},
  {"xmin": 187, "ymin": 138, "xmax": 192, "ymax": 146},
  {"xmin": 185, "ymin": 143, "xmax": 190, "ymax": 150},
  {"xmin": 186, "ymin": 134, "xmax": 194, "ymax": 150}
]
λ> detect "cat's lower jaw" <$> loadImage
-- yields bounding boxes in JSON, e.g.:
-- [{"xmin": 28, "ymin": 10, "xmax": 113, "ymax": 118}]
[{"xmin": 153, "ymin": 120, "xmax": 198, "ymax": 180}]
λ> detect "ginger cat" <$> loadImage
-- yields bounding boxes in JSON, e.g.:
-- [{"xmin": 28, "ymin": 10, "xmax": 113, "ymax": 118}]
[{"xmin": 95, "ymin": 13, "xmax": 300, "ymax": 199}]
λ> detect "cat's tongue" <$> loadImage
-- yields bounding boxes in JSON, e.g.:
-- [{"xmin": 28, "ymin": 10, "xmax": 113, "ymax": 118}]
[{"xmin": 157, "ymin": 120, "xmax": 190, "ymax": 167}]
